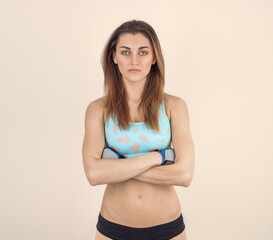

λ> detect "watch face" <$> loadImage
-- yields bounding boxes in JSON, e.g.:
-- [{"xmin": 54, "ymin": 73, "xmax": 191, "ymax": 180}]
[
  {"xmin": 101, "ymin": 147, "xmax": 120, "ymax": 159},
  {"xmin": 164, "ymin": 148, "xmax": 175, "ymax": 162}
]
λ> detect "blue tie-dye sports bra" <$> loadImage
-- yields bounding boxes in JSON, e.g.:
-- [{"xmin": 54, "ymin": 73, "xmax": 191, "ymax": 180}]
[{"xmin": 104, "ymin": 100, "xmax": 172, "ymax": 158}]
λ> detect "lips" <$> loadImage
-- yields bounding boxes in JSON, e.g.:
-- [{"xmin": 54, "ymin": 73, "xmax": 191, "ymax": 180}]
[{"xmin": 128, "ymin": 69, "xmax": 140, "ymax": 72}]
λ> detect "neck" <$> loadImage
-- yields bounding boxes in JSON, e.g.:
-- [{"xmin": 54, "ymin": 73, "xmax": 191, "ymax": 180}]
[{"xmin": 123, "ymin": 77, "xmax": 146, "ymax": 104}]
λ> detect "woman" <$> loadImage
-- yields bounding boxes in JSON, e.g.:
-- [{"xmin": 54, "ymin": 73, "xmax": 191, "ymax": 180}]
[{"xmin": 82, "ymin": 20, "xmax": 195, "ymax": 240}]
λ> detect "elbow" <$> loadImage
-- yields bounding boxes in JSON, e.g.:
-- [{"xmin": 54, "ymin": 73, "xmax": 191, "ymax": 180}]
[
  {"xmin": 184, "ymin": 176, "xmax": 192, "ymax": 187},
  {"xmin": 180, "ymin": 171, "xmax": 193, "ymax": 187},
  {"xmin": 88, "ymin": 171, "xmax": 98, "ymax": 186},
  {"xmin": 89, "ymin": 177, "xmax": 97, "ymax": 186}
]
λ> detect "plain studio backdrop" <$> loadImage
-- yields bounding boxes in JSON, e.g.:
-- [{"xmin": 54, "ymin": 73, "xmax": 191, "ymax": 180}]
[{"xmin": 0, "ymin": 0, "xmax": 272, "ymax": 239}]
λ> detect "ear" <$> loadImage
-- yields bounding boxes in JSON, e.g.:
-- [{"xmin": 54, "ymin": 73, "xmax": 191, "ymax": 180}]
[
  {"xmin": 152, "ymin": 57, "xmax": 156, "ymax": 65},
  {"xmin": 113, "ymin": 51, "xmax": 117, "ymax": 64}
]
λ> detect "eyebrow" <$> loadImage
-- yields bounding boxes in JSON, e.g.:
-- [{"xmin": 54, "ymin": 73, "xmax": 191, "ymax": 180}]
[{"xmin": 119, "ymin": 46, "xmax": 150, "ymax": 50}]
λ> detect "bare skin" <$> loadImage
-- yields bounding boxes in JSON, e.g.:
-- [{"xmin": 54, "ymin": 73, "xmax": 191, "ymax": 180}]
[
  {"xmin": 84, "ymin": 33, "xmax": 193, "ymax": 239},
  {"xmin": 94, "ymin": 94, "xmax": 187, "ymax": 240}
]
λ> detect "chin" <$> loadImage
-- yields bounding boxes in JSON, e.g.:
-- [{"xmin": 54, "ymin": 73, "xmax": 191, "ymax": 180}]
[{"xmin": 123, "ymin": 75, "xmax": 146, "ymax": 82}]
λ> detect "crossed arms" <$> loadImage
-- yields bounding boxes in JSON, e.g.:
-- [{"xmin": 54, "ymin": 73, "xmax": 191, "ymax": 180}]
[{"xmin": 82, "ymin": 96, "xmax": 195, "ymax": 187}]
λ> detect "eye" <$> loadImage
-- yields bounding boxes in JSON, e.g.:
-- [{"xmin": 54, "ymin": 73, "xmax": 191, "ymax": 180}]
[
  {"xmin": 121, "ymin": 51, "xmax": 129, "ymax": 55},
  {"xmin": 121, "ymin": 51, "xmax": 148, "ymax": 55}
]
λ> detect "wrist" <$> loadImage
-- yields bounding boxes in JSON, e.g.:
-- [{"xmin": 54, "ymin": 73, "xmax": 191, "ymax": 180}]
[{"xmin": 155, "ymin": 149, "xmax": 166, "ymax": 166}]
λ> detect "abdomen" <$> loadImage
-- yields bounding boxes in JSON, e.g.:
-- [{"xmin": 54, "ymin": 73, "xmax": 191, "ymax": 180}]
[{"xmin": 99, "ymin": 179, "xmax": 182, "ymax": 227}]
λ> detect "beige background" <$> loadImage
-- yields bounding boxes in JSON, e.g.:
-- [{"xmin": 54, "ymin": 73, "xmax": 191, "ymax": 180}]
[{"xmin": 1, "ymin": 0, "xmax": 272, "ymax": 239}]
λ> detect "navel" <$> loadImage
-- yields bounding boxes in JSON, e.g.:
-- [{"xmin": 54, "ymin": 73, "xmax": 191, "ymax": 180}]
[{"xmin": 137, "ymin": 194, "xmax": 142, "ymax": 199}]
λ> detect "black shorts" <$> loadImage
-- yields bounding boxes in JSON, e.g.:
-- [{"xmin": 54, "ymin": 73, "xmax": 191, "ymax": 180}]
[{"xmin": 96, "ymin": 212, "xmax": 185, "ymax": 240}]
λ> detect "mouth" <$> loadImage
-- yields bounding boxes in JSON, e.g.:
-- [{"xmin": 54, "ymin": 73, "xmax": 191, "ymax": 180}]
[{"xmin": 128, "ymin": 69, "xmax": 141, "ymax": 72}]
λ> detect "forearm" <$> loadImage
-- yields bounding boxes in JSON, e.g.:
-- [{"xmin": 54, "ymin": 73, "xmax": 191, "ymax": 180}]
[
  {"xmin": 89, "ymin": 152, "xmax": 161, "ymax": 186},
  {"xmin": 133, "ymin": 163, "xmax": 189, "ymax": 187}
]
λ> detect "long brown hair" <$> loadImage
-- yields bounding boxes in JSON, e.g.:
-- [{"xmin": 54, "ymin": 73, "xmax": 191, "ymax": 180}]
[{"xmin": 101, "ymin": 19, "xmax": 165, "ymax": 132}]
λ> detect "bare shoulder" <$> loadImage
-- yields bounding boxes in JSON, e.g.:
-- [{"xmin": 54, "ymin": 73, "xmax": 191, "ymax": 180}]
[
  {"xmin": 163, "ymin": 93, "xmax": 187, "ymax": 121},
  {"xmin": 85, "ymin": 96, "xmax": 107, "ymax": 123}
]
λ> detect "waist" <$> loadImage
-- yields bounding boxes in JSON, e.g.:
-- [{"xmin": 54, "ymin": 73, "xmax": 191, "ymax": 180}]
[{"xmin": 99, "ymin": 179, "xmax": 182, "ymax": 227}]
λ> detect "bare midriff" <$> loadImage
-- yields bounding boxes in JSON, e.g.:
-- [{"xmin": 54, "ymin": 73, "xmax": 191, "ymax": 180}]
[{"xmin": 99, "ymin": 178, "xmax": 182, "ymax": 228}]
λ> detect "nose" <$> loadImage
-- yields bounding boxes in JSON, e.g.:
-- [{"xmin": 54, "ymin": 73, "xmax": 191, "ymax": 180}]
[{"xmin": 130, "ymin": 52, "xmax": 139, "ymax": 65}]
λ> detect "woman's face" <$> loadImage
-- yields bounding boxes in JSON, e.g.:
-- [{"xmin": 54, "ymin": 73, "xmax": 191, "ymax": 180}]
[{"xmin": 113, "ymin": 33, "xmax": 156, "ymax": 83}]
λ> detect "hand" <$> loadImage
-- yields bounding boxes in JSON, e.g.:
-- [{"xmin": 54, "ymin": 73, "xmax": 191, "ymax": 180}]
[{"xmin": 148, "ymin": 151, "xmax": 163, "ymax": 166}]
